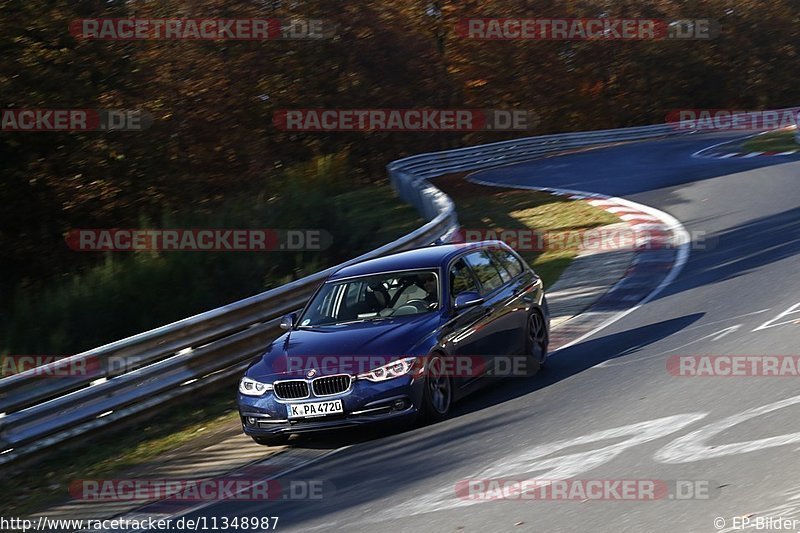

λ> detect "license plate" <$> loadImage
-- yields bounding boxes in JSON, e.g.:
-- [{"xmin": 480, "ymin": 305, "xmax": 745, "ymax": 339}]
[{"xmin": 287, "ymin": 399, "xmax": 344, "ymax": 419}]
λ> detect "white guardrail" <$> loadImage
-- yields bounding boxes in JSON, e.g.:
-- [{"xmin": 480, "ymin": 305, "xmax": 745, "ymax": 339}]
[{"xmin": 0, "ymin": 118, "xmax": 761, "ymax": 466}]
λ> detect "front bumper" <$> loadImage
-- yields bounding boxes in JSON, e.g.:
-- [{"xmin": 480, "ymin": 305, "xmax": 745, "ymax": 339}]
[{"xmin": 238, "ymin": 375, "xmax": 424, "ymax": 436}]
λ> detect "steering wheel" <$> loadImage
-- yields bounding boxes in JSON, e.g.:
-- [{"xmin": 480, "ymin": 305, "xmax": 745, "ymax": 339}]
[
  {"xmin": 384, "ymin": 299, "xmax": 429, "ymax": 317},
  {"xmin": 404, "ymin": 299, "xmax": 432, "ymax": 311}
]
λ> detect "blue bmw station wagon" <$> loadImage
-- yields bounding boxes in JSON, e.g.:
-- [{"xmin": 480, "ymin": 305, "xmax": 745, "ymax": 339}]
[{"xmin": 237, "ymin": 240, "xmax": 549, "ymax": 445}]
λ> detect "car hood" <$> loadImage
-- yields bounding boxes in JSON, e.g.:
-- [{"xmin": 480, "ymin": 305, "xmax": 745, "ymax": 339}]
[{"xmin": 246, "ymin": 313, "xmax": 442, "ymax": 381}]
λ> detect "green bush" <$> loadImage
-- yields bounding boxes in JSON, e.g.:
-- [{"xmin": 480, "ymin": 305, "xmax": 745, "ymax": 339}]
[{"xmin": 1, "ymin": 157, "xmax": 421, "ymax": 356}]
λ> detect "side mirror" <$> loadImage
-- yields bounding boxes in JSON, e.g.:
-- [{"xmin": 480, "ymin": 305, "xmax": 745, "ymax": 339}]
[
  {"xmin": 454, "ymin": 291, "xmax": 483, "ymax": 310},
  {"xmin": 280, "ymin": 313, "xmax": 297, "ymax": 330}
]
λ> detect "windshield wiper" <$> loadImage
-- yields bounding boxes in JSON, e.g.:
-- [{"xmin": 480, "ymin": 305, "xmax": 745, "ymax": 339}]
[{"xmin": 306, "ymin": 316, "xmax": 390, "ymax": 327}]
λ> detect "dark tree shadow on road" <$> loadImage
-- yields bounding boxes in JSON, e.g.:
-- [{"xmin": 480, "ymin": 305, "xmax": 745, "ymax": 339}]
[
  {"xmin": 654, "ymin": 206, "xmax": 800, "ymax": 301},
  {"xmin": 183, "ymin": 315, "xmax": 706, "ymax": 532},
  {"xmin": 286, "ymin": 314, "xmax": 703, "ymax": 450}
]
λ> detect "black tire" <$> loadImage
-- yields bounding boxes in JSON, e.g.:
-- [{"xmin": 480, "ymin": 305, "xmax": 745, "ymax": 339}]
[
  {"xmin": 252, "ymin": 435, "xmax": 289, "ymax": 446},
  {"xmin": 526, "ymin": 309, "xmax": 549, "ymax": 371},
  {"xmin": 420, "ymin": 354, "xmax": 453, "ymax": 422}
]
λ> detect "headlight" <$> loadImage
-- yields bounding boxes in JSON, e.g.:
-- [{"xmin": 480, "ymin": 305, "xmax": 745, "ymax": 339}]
[
  {"xmin": 239, "ymin": 377, "xmax": 273, "ymax": 396},
  {"xmin": 357, "ymin": 357, "xmax": 417, "ymax": 382}
]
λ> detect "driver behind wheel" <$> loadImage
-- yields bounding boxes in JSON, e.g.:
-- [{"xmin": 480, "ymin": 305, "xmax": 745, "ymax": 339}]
[{"xmin": 416, "ymin": 273, "xmax": 438, "ymax": 306}]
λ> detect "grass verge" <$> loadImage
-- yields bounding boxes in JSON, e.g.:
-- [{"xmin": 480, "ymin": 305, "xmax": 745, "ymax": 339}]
[
  {"xmin": 741, "ymin": 129, "xmax": 800, "ymax": 153},
  {"xmin": 433, "ymin": 174, "xmax": 619, "ymax": 288},
  {"xmin": 0, "ymin": 386, "xmax": 242, "ymax": 516}
]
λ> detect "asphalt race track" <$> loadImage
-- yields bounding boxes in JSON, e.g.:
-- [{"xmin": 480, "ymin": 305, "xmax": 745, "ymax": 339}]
[{"xmin": 161, "ymin": 133, "xmax": 800, "ymax": 532}]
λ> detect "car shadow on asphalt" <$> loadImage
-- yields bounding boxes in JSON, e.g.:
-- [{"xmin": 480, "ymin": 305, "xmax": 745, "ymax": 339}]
[
  {"xmin": 185, "ymin": 314, "xmax": 706, "ymax": 531},
  {"xmin": 446, "ymin": 312, "xmax": 704, "ymax": 419},
  {"xmin": 284, "ymin": 313, "xmax": 704, "ymax": 450}
]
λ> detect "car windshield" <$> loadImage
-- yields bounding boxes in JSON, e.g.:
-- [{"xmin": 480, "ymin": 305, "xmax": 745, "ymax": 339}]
[{"xmin": 298, "ymin": 270, "xmax": 439, "ymax": 327}]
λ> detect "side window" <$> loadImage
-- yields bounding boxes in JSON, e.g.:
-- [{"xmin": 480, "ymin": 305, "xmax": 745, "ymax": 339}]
[
  {"xmin": 345, "ymin": 282, "xmax": 364, "ymax": 308},
  {"xmin": 449, "ymin": 258, "xmax": 479, "ymax": 298},
  {"xmin": 317, "ymin": 283, "xmax": 344, "ymax": 319},
  {"xmin": 464, "ymin": 251, "xmax": 504, "ymax": 294},
  {"xmin": 492, "ymin": 249, "xmax": 524, "ymax": 278}
]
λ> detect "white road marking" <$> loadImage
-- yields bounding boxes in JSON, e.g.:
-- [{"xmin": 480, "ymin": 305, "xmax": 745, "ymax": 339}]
[
  {"xmin": 691, "ymin": 133, "xmax": 761, "ymax": 159},
  {"xmin": 681, "ymin": 309, "xmax": 770, "ymax": 333},
  {"xmin": 373, "ymin": 413, "xmax": 706, "ymax": 519},
  {"xmin": 753, "ymin": 302, "xmax": 800, "ymax": 331},
  {"xmin": 595, "ymin": 324, "xmax": 743, "ymax": 369},
  {"xmin": 655, "ymin": 394, "xmax": 800, "ymax": 463},
  {"xmin": 710, "ymin": 324, "xmax": 742, "ymax": 341},
  {"xmin": 366, "ymin": 394, "xmax": 800, "ymax": 520}
]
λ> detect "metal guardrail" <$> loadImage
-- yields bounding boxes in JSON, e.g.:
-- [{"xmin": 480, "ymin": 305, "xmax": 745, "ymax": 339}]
[
  {"xmin": 388, "ymin": 123, "xmax": 681, "ymax": 182},
  {"xmin": 0, "ymin": 115, "xmax": 775, "ymax": 466},
  {"xmin": 0, "ymin": 194, "xmax": 457, "ymax": 465}
]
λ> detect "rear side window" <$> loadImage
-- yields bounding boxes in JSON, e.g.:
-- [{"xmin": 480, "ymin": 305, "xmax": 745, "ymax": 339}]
[
  {"xmin": 493, "ymin": 253, "xmax": 512, "ymax": 283},
  {"xmin": 492, "ymin": 249, "xmax": 524, "ymax": 278},
  {"xmin": 449, "ymin": 258, "xmax": 480, "ymax": 298},
  {"xmin": 464, "ymin": 250, "xmax": 505, "ymax": 294}
]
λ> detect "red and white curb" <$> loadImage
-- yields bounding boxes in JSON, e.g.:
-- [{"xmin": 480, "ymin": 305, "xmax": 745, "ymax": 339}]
[
  {"xmin": 464, "ymin": 177, "xmax": 690, "ymax": 265},
  {"xmin": 465, "ymin": 175, "xmax": 690, "ymax": 353},
  {"xmin": 692, "ymin": 129, "xmax": 800, "ymax": 159},
  {"xmin": 693, "ymin": 148, "xmax": 799, "ymax": 160}
]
